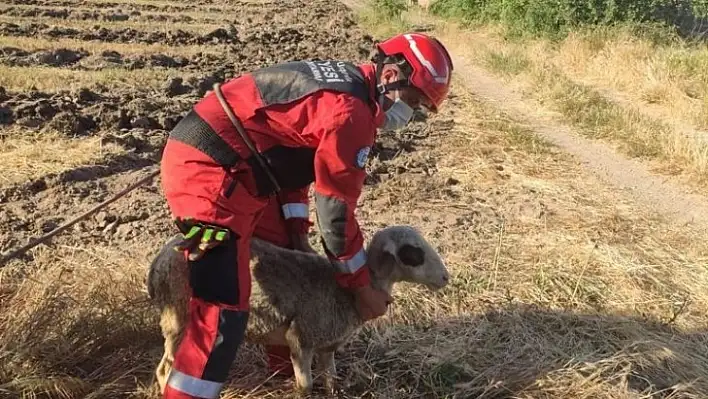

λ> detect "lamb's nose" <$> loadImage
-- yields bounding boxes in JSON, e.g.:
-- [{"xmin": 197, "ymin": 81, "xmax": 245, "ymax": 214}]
[{"xmin": 442, "ymin": 274, "xmax": 449, "ymax": 282}]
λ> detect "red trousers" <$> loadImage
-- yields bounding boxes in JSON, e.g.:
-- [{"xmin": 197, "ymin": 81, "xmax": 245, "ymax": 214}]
[{"xmin": 160, "ymin": 139, "xmax": 269, "ymax": 398}]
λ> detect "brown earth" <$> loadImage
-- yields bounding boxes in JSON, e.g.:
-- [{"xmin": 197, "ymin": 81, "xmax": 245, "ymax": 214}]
[
  {"xmin": 1, "ymin": 0, "xmax": 235, "ymax": 12},
  {"xmin": 0, "ymin": 6, "xmax": 216, "ymax": 24},
  {"xmin": 0, "ymin": 0, "xmax": 374, "ymax": 258}
]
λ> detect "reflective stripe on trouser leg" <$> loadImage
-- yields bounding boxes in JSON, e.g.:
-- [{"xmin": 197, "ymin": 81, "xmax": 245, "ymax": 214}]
[{"xmin": 165, "ymin": 299, "xmax": 249, "ymax": 398}]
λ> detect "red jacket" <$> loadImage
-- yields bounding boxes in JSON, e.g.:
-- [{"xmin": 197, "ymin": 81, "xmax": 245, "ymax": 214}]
[
  {"xmin": 178, "ymin": 60, "xmax": 385, "ymax": 289},
  {"xmin": 253, "ymin": 186, "xmax": 313, "ymax": 248}
]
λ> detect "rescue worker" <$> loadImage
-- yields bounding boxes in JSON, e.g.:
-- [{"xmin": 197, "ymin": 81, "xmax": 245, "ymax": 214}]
[{"xmin": 158, "ymin": 32, "xmax": 453, "ymax": 398}]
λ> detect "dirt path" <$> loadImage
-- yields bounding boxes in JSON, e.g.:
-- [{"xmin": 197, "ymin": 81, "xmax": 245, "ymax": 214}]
[
  {"xmin": 446, "ymin": 51, "xmax": 708, "ymax": 230},
  {"xmin": 341, "ymin": 0, "xmax": 708, "ymax": 231}
]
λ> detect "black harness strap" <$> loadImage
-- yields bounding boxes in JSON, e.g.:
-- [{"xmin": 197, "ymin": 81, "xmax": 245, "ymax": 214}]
[{"xmin": 169, "ymin": 111, "xmax": 242, "ymax": 168}]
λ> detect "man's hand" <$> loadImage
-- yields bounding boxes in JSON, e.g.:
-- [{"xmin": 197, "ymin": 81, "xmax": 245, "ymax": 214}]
[
  {"xmin": 173, "ymin": 217, "xmax": 231, "ymax": 261},
  {"xmin": 352, "ymin": 284, "xmax": 393, "ymax": 321}
]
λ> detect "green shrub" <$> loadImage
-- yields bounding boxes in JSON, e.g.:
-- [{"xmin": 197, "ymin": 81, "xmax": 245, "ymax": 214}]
[
  {"xmin": 428, "ymin": 0, "xmax": 708, "ymax": 40},
  {"xmin": 372, "ymin": 0, "xmax": 409, "ymax": 20}
]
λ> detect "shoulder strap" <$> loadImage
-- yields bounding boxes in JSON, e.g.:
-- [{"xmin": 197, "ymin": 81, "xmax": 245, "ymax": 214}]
[{"xmin": 212, "ymin": 82, "xmax": 282, "ymax": 195}]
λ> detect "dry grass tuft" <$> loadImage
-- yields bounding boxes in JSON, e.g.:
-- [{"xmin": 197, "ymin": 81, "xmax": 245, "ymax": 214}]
[
  {"xmin": 0, "ymin": 65, "xmax": 180, "ymax": 93},
  {"xmin": 0, "ymin": 36, "xmax": 226, "ymax": 57},
  {"xmin": 0, "ymin": 243, "xmax": 162, "ymax": 398},
  {"xmin": 0, "ymin": 130, "xmax": 124, "ymax": 187}
]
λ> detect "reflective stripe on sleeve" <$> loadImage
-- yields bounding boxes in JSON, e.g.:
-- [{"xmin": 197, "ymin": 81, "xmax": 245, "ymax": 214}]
[
  {"xmin": 166, "ymin": 369, "xmax": 224, "ymax": 399},
  {"xmin": 282, "ymin": 203, "xmax": 309, "ymax": 219},
  {"xmin": 332, "ymin": 247, "xmax": 367, "ymax": 274}
]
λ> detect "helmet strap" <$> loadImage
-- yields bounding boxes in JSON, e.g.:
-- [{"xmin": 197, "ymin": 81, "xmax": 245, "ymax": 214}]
[
  {"xmin": 377, "ymin": 79, "xmax": 409, "ymax": 96},
  {"xmin": 377, "ymin": 79, "xmax": 409, "ymax": 109},
  {"xmin": 373, "ymin": 49, "xmax": 411, "ymax": 106}
]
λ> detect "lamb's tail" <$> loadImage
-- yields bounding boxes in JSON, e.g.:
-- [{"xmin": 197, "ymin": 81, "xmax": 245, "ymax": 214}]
[{"xmin": 146, "ymin": 234, "xmax": 184, "ymax": 301}]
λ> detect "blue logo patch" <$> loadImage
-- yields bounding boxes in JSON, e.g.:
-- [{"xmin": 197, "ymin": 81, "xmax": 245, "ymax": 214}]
[{"xmin": 356, "ymin": 146, "xmax": 371, "ymax": 169}]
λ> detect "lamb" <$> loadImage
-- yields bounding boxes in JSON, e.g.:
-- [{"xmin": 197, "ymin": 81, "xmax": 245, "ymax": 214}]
[{"xmin": 146, "ymin": 224, "xmax": 450, "ymax": 396}]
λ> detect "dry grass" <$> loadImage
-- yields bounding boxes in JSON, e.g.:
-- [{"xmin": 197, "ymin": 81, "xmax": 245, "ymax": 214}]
[
  {"xmin": 539, "ymin": 28, "xmax": 708, "ymax": 130},
  {"xmin": 0, "ymin": 129, "xmax": 124, "ymax": 187},
  {"xmin": 0, "ymin": 65, "xmax": 182, "ymax": 93},
  {"xmin": 3, "ymin": 78, "xmax": 708, "ymax": 398},
  {"xmin": 418, "ymin": 10, "xmax": 708, "ymax": 134},
  {"xmin": 0, "ymin": 36, "xmax": 226, "ymax": 57},
  {"xmin": 0, "ymin": 243, "xmax": 166, "ymax": 398},
  {"xmin": 409, "ymin": 16, "xmax": 708, "ymax": 188},
  {"xmin": 472, "ymin": 25, "xmax": 708, "ymax": 134}
]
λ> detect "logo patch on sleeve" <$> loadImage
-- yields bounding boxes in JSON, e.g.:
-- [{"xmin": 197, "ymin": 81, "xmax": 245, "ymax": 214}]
[{"xmin": 355, "ymin": 146, "xmax": 371, "ymax": 169}]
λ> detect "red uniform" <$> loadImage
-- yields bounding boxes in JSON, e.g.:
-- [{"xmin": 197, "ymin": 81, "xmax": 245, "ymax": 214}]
[{"xmin": 159, "ymin": 60, "xmax": 384, "ymax": 398}]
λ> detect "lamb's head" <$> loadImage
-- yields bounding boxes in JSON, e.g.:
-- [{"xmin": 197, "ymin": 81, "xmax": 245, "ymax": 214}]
[{"xmin": 366, "ymin": 225, "xmax": 450, "ymax": 291}]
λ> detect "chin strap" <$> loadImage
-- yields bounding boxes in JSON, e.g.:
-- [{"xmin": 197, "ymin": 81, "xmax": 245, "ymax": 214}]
[{"xmin": 376, "ymin": 79, "xmax": 409, "ymax": 96}]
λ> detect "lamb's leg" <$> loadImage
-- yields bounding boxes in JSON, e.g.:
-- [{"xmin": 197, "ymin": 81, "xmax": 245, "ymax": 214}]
[
  {"xmin": 316, "ymin": 349, "xmax": 337, "ymax": 395},
  {"xmin": 155, "ymin": 306, "xmax": 186, "ymax": 393},
  {"xmin": 291, "ymin": 347, "xmax": 315, "ymax": 396},
  {"xmin": 155, "ymin": 351, "xmax": 170, "ymax": 393},
  {"xmin": 286, "ymin": 328, "xmax": 314, "ymax": 395}
]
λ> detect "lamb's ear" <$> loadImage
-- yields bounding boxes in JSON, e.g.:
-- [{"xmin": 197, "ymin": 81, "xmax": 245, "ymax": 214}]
[{"xmin": 397, "ymin": 244, "xmax": 425, "ymax": 267}]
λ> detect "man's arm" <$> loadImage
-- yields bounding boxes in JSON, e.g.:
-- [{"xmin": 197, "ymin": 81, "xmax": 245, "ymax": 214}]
[
  {"xmin": 279, "ymin": 185, "xmax": 316, "ymax": 253},
  {"xmin": 311, "ymin": 106, "xmax": 392, "ymax": 320},
  {"xmin": 312, "ymin": 109, "xmax": 372, "ymax": 289}
]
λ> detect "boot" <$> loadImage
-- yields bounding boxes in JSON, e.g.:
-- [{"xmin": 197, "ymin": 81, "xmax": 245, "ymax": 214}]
[{"xmin": 265, "ymin": 344, "xmax": 294, "ymax": 377}]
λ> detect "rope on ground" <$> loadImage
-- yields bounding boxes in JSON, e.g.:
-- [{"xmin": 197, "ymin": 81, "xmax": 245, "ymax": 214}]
[{"xmin": 0, "ymin": 167, "xmax": 161, "ymax": 268}]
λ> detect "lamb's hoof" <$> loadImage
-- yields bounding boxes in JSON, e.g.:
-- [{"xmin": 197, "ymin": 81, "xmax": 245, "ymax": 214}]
[
  {"xmin": 294, "ymin": 390, "xmax": 311, "ymax": 399},
  {"xmin": 294, "ymin": 385, "xmax": 313, "ymax": 398},
  {"xmin": 324, "ymin": 379, "xmax": 339, "ymax": 397}
]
